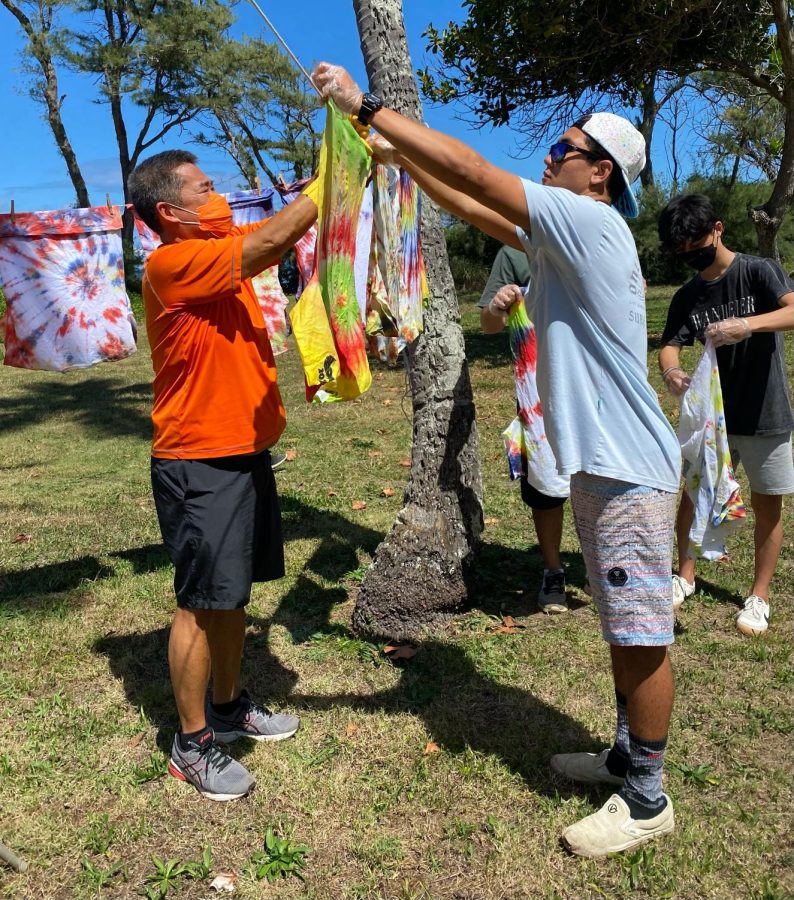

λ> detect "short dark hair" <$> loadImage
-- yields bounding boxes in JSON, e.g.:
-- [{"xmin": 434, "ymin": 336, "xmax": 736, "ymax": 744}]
[
  {"xmin": 572, "ymin": 114, "xmax": 625, "ymax": 203},
  {"xmin": 128, "ymin": 150, "xmax": 198, "ymax": 234},
  {"xmin": 658, "ymin": 194, "xmax": 718, "ymax": 251}
]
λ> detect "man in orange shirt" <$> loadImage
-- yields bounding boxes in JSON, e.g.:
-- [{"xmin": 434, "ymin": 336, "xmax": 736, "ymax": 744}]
[{"xmin": 128, "ymin": 150, "xmax": 317, "ymax": 801}]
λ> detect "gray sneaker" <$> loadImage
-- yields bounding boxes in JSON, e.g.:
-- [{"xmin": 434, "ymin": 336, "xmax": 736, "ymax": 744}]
[
  {"xmin": 206, "ymin": 690, "xmax": 300, "ymax": 743},
  {"xmin": 550, "ymin": 748, "xmax": 625, "ymax": 786},
  {"xmin": 168, "ymin": 728, "xmax": 255, "ymax": 801},
  {"xmin": 538, "ymin": 569, "xmax": 568, "ymax": 614}
]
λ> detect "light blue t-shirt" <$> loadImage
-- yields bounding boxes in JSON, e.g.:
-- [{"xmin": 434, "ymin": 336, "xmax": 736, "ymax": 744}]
[{"xmin": 516, "ymin": 179, "xmax": 680, "ymax": 492}]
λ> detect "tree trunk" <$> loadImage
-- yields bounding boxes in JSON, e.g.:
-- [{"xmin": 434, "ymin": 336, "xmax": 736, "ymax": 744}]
[
  {"xmin": 351, "ymin": 0, "xmax": 484, "ymax": 640},
  {"xmin": 636, "ymin": 76, "xmax": 658, "ymax": 188},
  {"xmin": 750, "ymin": 0, "xmax": 794, "ymax": 262}
]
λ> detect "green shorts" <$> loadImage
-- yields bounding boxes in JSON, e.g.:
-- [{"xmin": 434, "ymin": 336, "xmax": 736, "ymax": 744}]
[{"xmin": 728, "ymin": 432, "xmax": 794, "ymax": 496}]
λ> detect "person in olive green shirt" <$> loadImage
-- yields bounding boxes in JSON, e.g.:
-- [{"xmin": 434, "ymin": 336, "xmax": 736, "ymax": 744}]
[{"xmin": 479, "ymin": 245, "xmax": 571, "ymax": 613}]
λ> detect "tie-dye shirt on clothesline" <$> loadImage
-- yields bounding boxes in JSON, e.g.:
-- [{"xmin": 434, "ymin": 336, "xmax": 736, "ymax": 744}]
[
  {"xmin": 0, "ymin": 206, "xmax": 136, "ymax": 371},
  {"xmin": 226, "ymin": 188, "xmax": 290, "ymax": 356},
  {"xmin": 679, "ymin": 340, "xmax": 746, "ymax": 560}
]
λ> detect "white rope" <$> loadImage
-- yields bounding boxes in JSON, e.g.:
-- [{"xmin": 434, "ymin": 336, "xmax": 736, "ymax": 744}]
[{"xmin": 244, "ymin": 0, "xmax": 321, "ymax": 95}]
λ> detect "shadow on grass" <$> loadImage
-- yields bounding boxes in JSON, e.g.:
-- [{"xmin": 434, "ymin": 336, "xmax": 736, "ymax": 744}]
[
  {"xmin": 461, "ymin": 328, "xmax": 512, "ymax": 370},
  {"xmin": 290, "ymin": 636, "xmax": 598, "ymax": 798},
  {"xmin": 0, "ymin": 377, "xmax": 152, "ymax": 440},
  {"xmin": 0, "ymin": 544, "xmax": 170, "ymax": 608}
]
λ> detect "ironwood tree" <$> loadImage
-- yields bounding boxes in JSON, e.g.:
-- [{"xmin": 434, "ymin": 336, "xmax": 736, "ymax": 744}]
[
  {"xmin": 421, "ymin": 0, "xmax": 793, "ymax": 260},
  {"xmin": 351, "ymin": 0, "xmax": 484, "ymax": 639}
]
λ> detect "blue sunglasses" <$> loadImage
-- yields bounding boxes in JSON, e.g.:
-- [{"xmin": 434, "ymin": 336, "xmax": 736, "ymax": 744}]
[{"xmin": 549, "ymin": 141, "xmax": 601, "ymax": 164}]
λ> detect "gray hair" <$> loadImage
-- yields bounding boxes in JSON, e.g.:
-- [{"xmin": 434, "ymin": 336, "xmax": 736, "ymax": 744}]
[{"xmin": 128, "ymin": 150, "xmax": 198, "ymax": 234}]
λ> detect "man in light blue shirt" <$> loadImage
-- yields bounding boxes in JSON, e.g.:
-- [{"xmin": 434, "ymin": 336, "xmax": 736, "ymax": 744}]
[{"xmin": 314, "ymin": 62, "xmax": 681, "ymax": 859}]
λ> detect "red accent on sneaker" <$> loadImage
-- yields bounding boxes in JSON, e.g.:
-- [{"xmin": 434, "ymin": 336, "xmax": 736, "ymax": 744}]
[{"xmin": 168, "ymin": 760, "xmax": 187, "ymax": 782}]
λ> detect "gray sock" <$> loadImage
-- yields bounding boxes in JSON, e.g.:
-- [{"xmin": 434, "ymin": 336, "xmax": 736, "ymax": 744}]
[
  {"xmin": 605, "ymin": 690, "xmax": 630, "ymax": 776},
  {"xmin": 620, "ymin": 732, "xmax": 668, "ymax": 819}
]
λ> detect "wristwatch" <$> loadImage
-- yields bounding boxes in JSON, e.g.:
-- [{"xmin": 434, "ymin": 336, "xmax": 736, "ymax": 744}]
[{"xmin": 357, "ymin": 92, "xmax": 383, "ymax": 126}]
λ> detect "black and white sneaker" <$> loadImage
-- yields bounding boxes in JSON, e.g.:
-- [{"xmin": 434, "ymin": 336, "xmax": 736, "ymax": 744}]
[
  {"xmin": 538, "ymin": 568, "xmax": 568, "ymax": 614},
  {"xmin": 206, "ymin": 690, "xmax": 300, "ymax": 743}
]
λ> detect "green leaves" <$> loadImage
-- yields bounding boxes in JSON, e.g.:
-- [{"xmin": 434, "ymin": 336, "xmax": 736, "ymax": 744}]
[{"xmin": 248, "ymin": 826, "xmax": 310, "ymax": 883}]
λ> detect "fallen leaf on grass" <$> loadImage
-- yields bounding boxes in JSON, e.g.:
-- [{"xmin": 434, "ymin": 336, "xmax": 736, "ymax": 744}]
[
  {"xmin": 12, "ymin": 534, "xmax": 31, "ymax": 543},
  {"xmin": 398, "ymin": 459, "xmax": 411, "ymax": 468},
  {"xmin": 128, "ymin": 732, "xmax": 146, "ymax": 748},
  {"xmin": 382, "ymin": 398, "xmax": 393, "ymax": 406},
  {"xmin": 484, "ymin": 517, "xmax": 500, "ymax": 526},
  {"xmin": 383, "ymin": 643, "xmax": 418, "ymax": 661},
  {"xmin": 368, "ymin": 450, "xmax": 383, "ymax": 458},
  {"xmin": 209, "ymin": 873, "xmax": 238, "ymax": 893},
  {"xmin": 345, "ymin": 722, "xmax": 359, "ymax": 737},
  {"xmin": 381, "ymin": 486, "xmax": 395, "ymax": 497},
  {"xmin": 351, "ymin": 500, "xmax": 367, "ymax": 511},
  {"xmin": 423, "ymin": 741, "xmax": 440, "ymax": 756},
  {"xmin": 284, "ymin": 449, "xmax": 298, "ymax": 461},
  {"xmin": 494, "ymin": 615, "xmax": 526, "ymax": 634},
  {"xmin": 327, "ymin": 490, "xmax": 338, "ymax": 497}
]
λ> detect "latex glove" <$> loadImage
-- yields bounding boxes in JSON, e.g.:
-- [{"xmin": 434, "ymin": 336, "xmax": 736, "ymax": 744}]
[
  {"xmin": 368, "ymin": 134, "xmax": 400, "ymax": 166},
  {"xmin": 705, "ymin": 317, "xmax": 751, "ymax": 347},
  {"xmin": 662, "ymin": 367, "xmax": 691, "ymax": 397},
  {"xmin": 312, "ymin": 63, "xmax": 364, "ymax": 116},
  {"xmin": 487, "ymin": 284, "xmax": 523, "ymax": 319}
]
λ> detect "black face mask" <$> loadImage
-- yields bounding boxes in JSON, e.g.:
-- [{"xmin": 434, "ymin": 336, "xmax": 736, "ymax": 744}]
[{"xmin": 678, "ymin": 242, "xmax": 717, "ymax": 272}]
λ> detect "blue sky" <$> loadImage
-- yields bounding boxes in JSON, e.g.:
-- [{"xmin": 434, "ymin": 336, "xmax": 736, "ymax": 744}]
[{"xmin": 0, "ymin": 1, "xmax": 684, "ymax": 213}]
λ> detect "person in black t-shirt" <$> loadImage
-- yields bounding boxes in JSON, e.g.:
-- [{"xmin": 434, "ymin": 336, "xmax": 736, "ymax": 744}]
[{"xmin": 657, "ymin": 194, "xmax": 794, "ymax": 637}]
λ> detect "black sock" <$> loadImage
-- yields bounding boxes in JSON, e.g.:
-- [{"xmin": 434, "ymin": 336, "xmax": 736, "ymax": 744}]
[
  {"xmin": 605, "ymin": 744, "xmax": 630, "ymax": 777},
  {"xmin": 178, "ymin": 726, "xmax": 211, "ymax": 751},
  {"xmin": 621, "ymin": 792, "xmax": 668, "ymax": 820},
  {"xmin": 210, "ymin": 695, "xmax": 242, "ymax": 716}
]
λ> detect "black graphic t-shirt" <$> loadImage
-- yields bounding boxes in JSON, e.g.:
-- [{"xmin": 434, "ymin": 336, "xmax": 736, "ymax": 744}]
[{"xmin": 661, "ymin": 253, "xmax": 794, "ymax": 435}]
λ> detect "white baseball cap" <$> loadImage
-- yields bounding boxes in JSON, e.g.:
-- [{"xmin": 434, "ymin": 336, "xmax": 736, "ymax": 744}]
[{"xmin": 580, "ymin": 112, "xmax": 646, "ymax": 218}]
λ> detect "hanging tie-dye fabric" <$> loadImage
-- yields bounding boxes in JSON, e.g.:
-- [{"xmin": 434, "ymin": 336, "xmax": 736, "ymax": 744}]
[
  {"xmin": 291, "ymin": 101, "xmax": 372, "ymax": 402},
  {"xmin": 275, "ymin": 178, "xmax": 317, "ymax": 299},
  {"xmin": 501, "ymin": 299, "xmax": 569, "ymax": 498},
  {"xmin": 367, "ymin": 164, "xmax": 401, "ymax": 342},
  {"xmin": 133, "ymin": 214, "xmax": 161, "ymax": 258},
  {"xmin": 354, "ymin": 182, "xmax": 374, "ymax": 324},
  {"xmin": 0, "ymin": 206, "xmax": 137, "ymax": 371},
  {"xmin": 225, "ymin": 188, "xmax": 290, "ymax": 356},
  {"xmin": 396, "ymin": 169, "xmax": 426, "ymax": 344},
  {"xmin": 679, "ymin": 340, "xmax": 746, "ymax": 560}
]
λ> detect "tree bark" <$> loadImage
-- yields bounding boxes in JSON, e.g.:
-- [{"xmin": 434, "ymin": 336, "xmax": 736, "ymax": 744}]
[
  {"xmin": 1, "ymin": 0, "xmax": 90, "ymax": 207},
  {"xmin": 749, "ymin": 0, "xmax": 794, "ymax": 261},
  {"xmin": 351, "ymin": 0, "xmax": 484, "ymax": 640}
]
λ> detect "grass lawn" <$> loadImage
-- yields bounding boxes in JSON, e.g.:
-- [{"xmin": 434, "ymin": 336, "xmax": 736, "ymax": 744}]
[{"xmin": 0, "ymin": 286, "xmax": 791, "ymax": 900}]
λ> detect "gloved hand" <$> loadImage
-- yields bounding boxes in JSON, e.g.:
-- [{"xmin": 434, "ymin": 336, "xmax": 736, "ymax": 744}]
[
  {"xmin": 662, "ymin": 367, "xmax": 691, "ymax": 397},
  {"xmin": 368, "ymin": 134, "xmax": 400, "ymax": 166},
  {"xmin": 705, "ymin": 317, "xmax": 751, "ymax": 347},
  {"xmin": 487, "ymin": 284, "xmax": 523, "ymax": 319},
  {"xmin": 312, "ymin": 63, "xmax": 364, "ymax": 116}
]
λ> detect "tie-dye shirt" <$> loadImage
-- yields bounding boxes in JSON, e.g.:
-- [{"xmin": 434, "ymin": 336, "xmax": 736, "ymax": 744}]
[
  {"xmin": 679, "ymin": 341, "xmax": 746, "ymax": 560},
  {"xmin": 0, "ymin": 206, "xmax": 136, "ymax": 371}
]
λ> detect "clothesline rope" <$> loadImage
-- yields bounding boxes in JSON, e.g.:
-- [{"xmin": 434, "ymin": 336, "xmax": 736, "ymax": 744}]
[{"xmin": 244, "ymin": 0, "xmax": 320, "ymax": 95}]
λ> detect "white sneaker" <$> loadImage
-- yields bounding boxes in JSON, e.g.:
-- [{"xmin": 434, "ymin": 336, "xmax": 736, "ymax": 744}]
[
  {"xmin": 735, "ymin": 595, "xmax": 770, "ymax": 636},
  {"xmin": 550, "ymin": 748, "xmax": 624, "ymax": 786},
  {"xmin": 561, "ymin": 793, "xmax": 674, "ymax": 858},
  {"xmin": 671, "ymin": 574, "xmax": 695, "ymax": 612},
  {"xmin": 538, "ymin": 568, "xmax": 568, "ymax": 614}
]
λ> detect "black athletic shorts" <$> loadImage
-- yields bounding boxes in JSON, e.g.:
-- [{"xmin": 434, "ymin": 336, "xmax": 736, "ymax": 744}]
[
  {"xmin": 151, "ymin": 449, "xmax": 284, "ymax": 610},
  {"xmin": 515, "ymin": 402, "xmax": 567, "ymax": 511}
]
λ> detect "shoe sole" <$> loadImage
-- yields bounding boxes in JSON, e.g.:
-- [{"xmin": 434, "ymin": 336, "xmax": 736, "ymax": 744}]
[
  {"xmin": 550, "ymin": 757, "xmax": 624, "ymax": 786},
  {"xmin": 561, "ymin": 818, "xmax": 675, "ymax": 858},
  {"xmin": 736, "ymin": 621, "xmax": 768, "ymax": 636},
  {"xmin": 539, "ymin": 601, "xmax": 569, "ymax": 615},
  {"xmin": 167, "ymin": 759, "xmax": 254, "ymax": 802},
  {"xmin": 270, "ymin": 458, "xmax": 286, "ymax": 471},
  {"xmin": 212, "ymin": 724, "xmax": 300, "ymax": 744}
]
